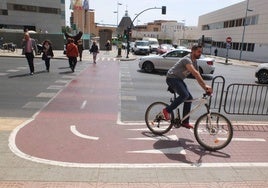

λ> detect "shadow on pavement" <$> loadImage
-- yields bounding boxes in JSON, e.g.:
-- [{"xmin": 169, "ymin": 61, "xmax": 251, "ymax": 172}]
[
  {"xmin": 152, "ymin": 137, "xmax": 230, "ymax": 165},
  {"xmin": 8, "ymin": 70, "xmax": 48, "ymax": 78}
]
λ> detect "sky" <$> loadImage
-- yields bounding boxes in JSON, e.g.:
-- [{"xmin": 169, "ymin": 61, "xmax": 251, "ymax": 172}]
[{"xmin": 65, "ymin": 0, "xmax": 245, "ymax": 26}]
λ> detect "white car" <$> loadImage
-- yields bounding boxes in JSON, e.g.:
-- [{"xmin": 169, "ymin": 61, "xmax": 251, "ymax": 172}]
[
  {"xmin": 138, "ymin": 49, "xmax": 215, "ymax": 74},
  {"xmin": 255, "ymin": 63, "xmax": 268, "ymax": 84},
  {"xmin": 133, "ymin": 40, "xmax": 150, "ymax": 55}
]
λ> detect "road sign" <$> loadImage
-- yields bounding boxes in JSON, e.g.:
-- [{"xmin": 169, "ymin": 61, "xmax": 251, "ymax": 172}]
[{"xmin": 226, "ymin": 37, "xmax": 232, "ymax": 43}]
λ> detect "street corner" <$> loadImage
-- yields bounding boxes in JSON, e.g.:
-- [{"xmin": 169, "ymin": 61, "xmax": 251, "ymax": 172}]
[{"xmin": 0, "ymin": 117, "xmax": 29, "ymax": 131}]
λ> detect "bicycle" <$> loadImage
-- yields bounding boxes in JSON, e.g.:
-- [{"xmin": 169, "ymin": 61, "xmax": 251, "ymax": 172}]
[{"xmin": 145, "ymin": 87, "xmax": 233, "ymax": 151}]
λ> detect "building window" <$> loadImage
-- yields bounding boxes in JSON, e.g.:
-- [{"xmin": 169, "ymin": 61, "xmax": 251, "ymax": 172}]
[
  {"xmin": 247, "ymin": 43, "xmax": 255, "ymax": 52},
  {"xmin": 236, "ymin": 19, "xmax": 243, "ymax": 27},
  {"xmin": 224, "ymin": 21, "xmax": 229, "ymax": 28},
  {"xmin": 7, "ymin": 3, "xmax": 60, "ymax": 15},
  {"xmin": 229, "ymin": 20, "xmax": 235, "ymax": 27},
  {"xmin": 0, "ymin": 10, "xmax": 8, "ymax": 15},
  {"xmin": 232, "ymin": 42, "xmax": 239, "ymax": 50},
  {"xmin": 202, "ymin": 15, "xmax": 259, "ymax": 30}
]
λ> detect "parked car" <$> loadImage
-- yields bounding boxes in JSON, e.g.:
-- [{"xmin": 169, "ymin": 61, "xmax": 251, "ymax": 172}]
[
  {"xmin": 138, "ymin": 49, "xmax": 215, "ymax": 74},
  {"xmin": 255, "ymin": 63, "xmax": 268, "ymax": 84},
  {"xmin": 133, "ymin": 40, "xmax": 150, "ymax": 55},
  {"xmin": 156, "ymin": 44, "xmax": 175, "ymax": 55}
]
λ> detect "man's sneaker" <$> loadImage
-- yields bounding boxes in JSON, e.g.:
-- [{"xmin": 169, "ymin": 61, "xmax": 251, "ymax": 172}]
[
  {"xmin": 162, "ymin": 108, "xmax": 170, "ymax": 120},
  {"xmin": 182, "ymin": 123, "xmax": 194, "ymax": 129}
]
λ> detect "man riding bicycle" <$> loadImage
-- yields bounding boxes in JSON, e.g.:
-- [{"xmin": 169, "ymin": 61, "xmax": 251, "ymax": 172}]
[{"xmin": 162, "ymin": 45, "xmax": 213, "ymax": 129}]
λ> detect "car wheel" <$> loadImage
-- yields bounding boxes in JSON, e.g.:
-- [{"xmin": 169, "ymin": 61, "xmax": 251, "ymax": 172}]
[
  {"xmin": 257, "ymin": 70, "xmax": 268, "ymax": 84},
  {"xmin": 143, "ymin": 61, "xmax": 154, "ymax": 73}
]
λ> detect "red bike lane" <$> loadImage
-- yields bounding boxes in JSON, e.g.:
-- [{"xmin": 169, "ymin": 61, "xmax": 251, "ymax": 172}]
[{"xmin": 10, "ymin": 61, "xmax": 268, "ymax": 167}]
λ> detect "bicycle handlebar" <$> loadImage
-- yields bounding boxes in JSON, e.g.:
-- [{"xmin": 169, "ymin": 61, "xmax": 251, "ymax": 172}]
[{"xmin": 203, "ymin": 91, "xmax": 213, "ymax": 98}]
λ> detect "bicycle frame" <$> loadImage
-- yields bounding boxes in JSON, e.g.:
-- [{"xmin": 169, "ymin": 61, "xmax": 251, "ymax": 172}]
[{"xmin": 171, "ymin": 93, "xmax": 211, "ymax": 124}]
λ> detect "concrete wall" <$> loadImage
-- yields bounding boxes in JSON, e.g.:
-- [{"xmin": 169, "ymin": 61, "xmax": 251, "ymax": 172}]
[{"xmin": 0, "ymin": 32, "xmax": 65, "ymax": 50}]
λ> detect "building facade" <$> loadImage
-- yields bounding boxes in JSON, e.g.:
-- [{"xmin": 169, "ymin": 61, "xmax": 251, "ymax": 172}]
[
  {"xmin": 198, "ymin": 0, "xmax": 268, "ymax": 62},
  {"xmin": 0, "ymin": 0, "xmax": 65, "ymax": 33}
]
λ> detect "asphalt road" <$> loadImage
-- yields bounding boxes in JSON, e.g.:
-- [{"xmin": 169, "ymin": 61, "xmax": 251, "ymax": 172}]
[
  {"xmin": 120, "ymin": 59, "xmax": 267, "ymax": 123},
  {"xmin": 0, "ymin": 57, "xmax": 89, "ymax": 118}
]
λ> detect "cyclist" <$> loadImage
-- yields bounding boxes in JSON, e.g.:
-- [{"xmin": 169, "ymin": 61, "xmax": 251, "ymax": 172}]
[{"xmin": 162, "ymin": 45, "xmax": 213, "ymax": 129}]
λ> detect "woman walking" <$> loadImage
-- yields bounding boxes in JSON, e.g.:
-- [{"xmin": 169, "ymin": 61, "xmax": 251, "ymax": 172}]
[
  {"xmin": 89, "ymin": 41, "xmax": 99, "ymax": 64},
  {"xmin": 42, "ymin": 40, "xmax": 54, "ymax": 72}
]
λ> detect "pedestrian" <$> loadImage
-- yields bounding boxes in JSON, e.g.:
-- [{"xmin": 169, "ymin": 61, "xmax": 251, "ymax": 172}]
[
  {"xmin": 22, "ymin": 32, "xmax": 37, "ymax": 75},
  {"xmin": 77, "ymin": 39, "xmax": 84, "ymax": 61},
  {"xmin": 66, "ymin": 38, "xmax": 79, "ymax": 72},
  {"xmin": 89, "ymin": 41, "xmax": 99, "ymax": 64},
  {"xmin": 42, "ymin": 40, "xmax": 54, "ymax": 72},
  {"xmin": 105, "ymin": 40, "xmax": 111, "ymax": 53},
  {"xmin": 214, "ymin": 48, "xmax": 218, "ymax": 56}
]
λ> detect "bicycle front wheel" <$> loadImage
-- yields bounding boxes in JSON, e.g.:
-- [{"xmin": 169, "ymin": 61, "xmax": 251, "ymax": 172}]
[
  {"xmin": 145, "ymin": 102, "xmax": 174, "ymax": 135},
  {"xmin": 194, "ymin": 112, "xmax": 233, "ymax": 151}
]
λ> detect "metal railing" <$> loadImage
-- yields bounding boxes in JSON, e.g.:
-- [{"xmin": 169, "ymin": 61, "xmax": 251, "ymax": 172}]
[
  {"xmin": 210, "ymin": 76, "xmax": 268, "ymax": 115},
  {"xmin": 224, "ymin": 83, "xmax": 268, "ymax": 115}
]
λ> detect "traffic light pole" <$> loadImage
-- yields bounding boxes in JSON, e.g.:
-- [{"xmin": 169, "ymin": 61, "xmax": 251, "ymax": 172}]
[{"xmin": 126, "ymin": 6, "xmax": 166, "ymax": 58}]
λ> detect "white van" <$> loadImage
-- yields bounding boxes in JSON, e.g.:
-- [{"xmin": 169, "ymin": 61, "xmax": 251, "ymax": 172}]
[{"xmin": 142, "ymin": 37, "xmax": 159, "ymax": 53}]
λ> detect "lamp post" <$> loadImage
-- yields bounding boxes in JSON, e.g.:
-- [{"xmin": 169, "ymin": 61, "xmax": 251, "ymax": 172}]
[
  {"xmin": 113, "ymin": 2, "xmax": 122, "ymax": 29},
  {"xmin": 239, "ymin": 0, "xmax": 253, "ymax": 61},
  {"xmin": 113, "ymin": 2, "xmax": 122, "ymax": 57}
]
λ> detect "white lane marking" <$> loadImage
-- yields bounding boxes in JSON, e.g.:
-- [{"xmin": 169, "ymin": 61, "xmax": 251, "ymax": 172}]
[
  {"xmin": 218, "ymin": 138, "xmax": 266, "ymax": 142},
  {"xmin": 70, "ymin": 125, "xmax": 99, "ymax": 140},
  {"xmin": 55, "ymin": 80, "xmax": 70, "ymax": 84},
  {"xmin": 47, "ymin": 85, "xmax": 65, "ymax": 90},
  {"xmin": 128, "ymin": 135, "xmax": 178, "ymax": 141},
  {"xmin": 22, "ymin": 102, "xmax": 47, "ymax": 109},
  {"xmin": 127, "ymin": 147, "xmax": 186, "ymax": 155},
  {"xmin": 127, "ymin": 128, "xmax": 150, "ymax": 131},
  {"xmin": 80, "ymin": 100, "xmax": 87, "ymax": 109},
  {"xmin": 7, "ymin": 69, "xmax": 20, "ymax": 72},
  {"xmin": 36, "ymin": 92, "xmax": 57, "ymax": 98},
  {"xmin": 121, "ymin": 96, "xmax": 137, "ymax": 101},
  {"xmin": 0, "ymin": 73, "xmax": 9, "ymax": 76}
]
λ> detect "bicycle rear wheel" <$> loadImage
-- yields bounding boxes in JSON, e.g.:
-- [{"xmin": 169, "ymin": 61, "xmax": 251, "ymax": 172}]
[
  {"xmin": 145, "ymin": 102, "xmax": 174, "ymax": 135},
  {"xmin": 194, "ymin": 112, "xmax": 233, "ymax": 151}
]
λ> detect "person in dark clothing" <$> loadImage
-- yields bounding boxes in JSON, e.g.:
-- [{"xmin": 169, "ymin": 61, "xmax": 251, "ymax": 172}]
[
  {"xmin": 77, "ymin": 39, "xmax": 84, "ymax": 61},
  {"xmin": 42, "ymin": 40, "xmax": 54, "ymax": 72},
  {"xmin": 105, "ymin": 40, "xmax": 111, "ymax": 52},
  {"xmin": 214, "ymin": 48, "xmax": 218, "ymax": 56},
  {"xmin": 89, "ymin": 41, "xmax": 99, "ymax": 64}
]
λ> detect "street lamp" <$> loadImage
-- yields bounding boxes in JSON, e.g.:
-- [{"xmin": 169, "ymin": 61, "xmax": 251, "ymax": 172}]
[
  {"xmin": 239, "ymin": 0, "xmax": 253, "ymax": 60},
  {"xmin": 114, "ymin": 2, "xmax": 122, "ymax": 30}
]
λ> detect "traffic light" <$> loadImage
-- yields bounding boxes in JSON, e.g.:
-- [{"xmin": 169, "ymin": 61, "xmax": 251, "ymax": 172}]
[
  {"xmin": 123, "ymin": 29, "xmax": 127, "ymax": 39},
  {"xmin": 127, "ymin": 27, "xmax": 132, "ymax": 39},
  {"xmin": 162, "ymin": 6, "xmax": 166, "ymax": 15}
]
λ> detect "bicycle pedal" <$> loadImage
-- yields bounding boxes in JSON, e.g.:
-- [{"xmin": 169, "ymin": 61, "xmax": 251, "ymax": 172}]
[{"xmin": 173, "ymin": 124, "xmax": 181, "ymax": 128}]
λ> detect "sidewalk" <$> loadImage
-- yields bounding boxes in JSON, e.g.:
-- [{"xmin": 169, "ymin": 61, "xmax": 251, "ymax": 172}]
[
  {"xmin": 0, "ymin": 47, "xmax": 262, "ymax": 67},
  {"xmin": 0, "ymin": 47, "xmax": 136, "ymax": 61}
]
